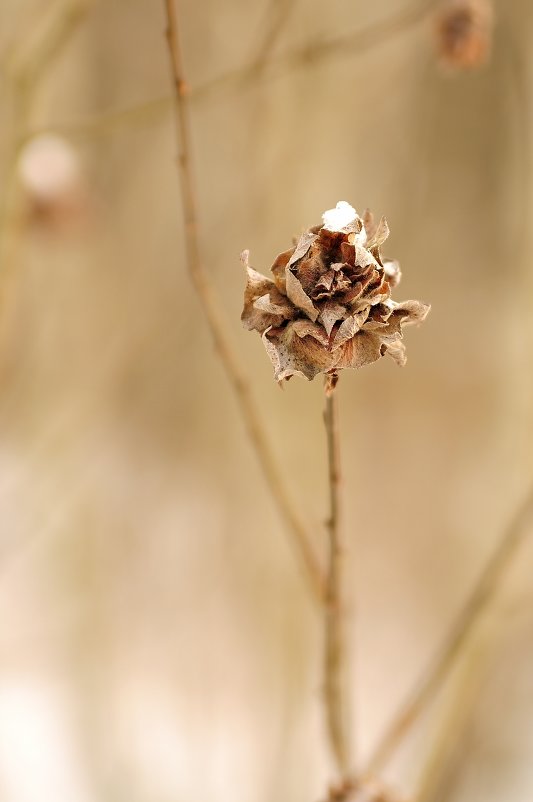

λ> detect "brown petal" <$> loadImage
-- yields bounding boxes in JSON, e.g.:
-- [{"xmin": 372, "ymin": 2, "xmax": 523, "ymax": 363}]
[
  {"xmin": 365, "ymin": 216, "xmax": 390, "ymax": 249},
  {"xmin": 295, "ymin": 251, "xmax": 325, "ymax": 292},
  {"xmin": 314, "ymin": 270, "xmax": 335, "ymax": 292},
  {"xmin": 339, "ymin": 241, "xmax": 355, "ymax": 265},
  {"xmin": 262, "ymin": 323, "xmax": 335, "ymax": 382},
  {"xmin": 241, "ymin": 251, "xmax": 283, "ymax": 333},
  {"xmin": 354, "ymin": 244, "xmax": 380, "ymax": 269},
  {"xmin": 366, "ymin": 275, "xmax": 391, "ymax": 306},
  {"xmin": 382, "ymin": 338, "xmax": 407, "ymax": 366},
  {"xmin": 318, "ymin": 302, "xmax": 347, "ymax": 336},
  {"xmin": 391, "ymin": 299, "xmax": 431, "ymax": 325},
  {"xmin": 253, "ymin": 292, "xmax": 293, "ymax": 317},
  {"xmin": 241, "ymin": 250, "xmax": 275, "ymax": 295},
  {"xmin": 271, "ymin": 248, "xmax": 293, "ymax": 292},
  {"xmin": 331, "ymin": 309, "xmax": 370, "ymax": 350},
  {"xmin": 285, "ymin": 268, "xmax": 319, "ymax": 322},
  {"xmin": 287, "ymin": 231, "xmax": 317, "ymax": 269},
  {"xmin": 291, "ymin": 319, "xmax": 330, "ymax": 345},
  {"xmin": 333, "ymin": 331, "xmax": 384, "ymax": 370},
  {"xmin": 340, "ymin": 282, "xmax": 364, "ymax": 305}
]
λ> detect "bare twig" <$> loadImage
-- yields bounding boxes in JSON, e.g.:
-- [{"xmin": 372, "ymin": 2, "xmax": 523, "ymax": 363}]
[
  {"xmin": 365, "ymin": 485, "xmax": 533, "ymax": 776},
  {"xmin": 26, "ymin": 0, "xmax": 431, "ymax": 144},
  {"xmin": 162, "ymin": 0, "xmax": 324, "ymax": 602},
  {"xmin": 323, "ymin": 379, "xmax": 350, "ymax": 779}
]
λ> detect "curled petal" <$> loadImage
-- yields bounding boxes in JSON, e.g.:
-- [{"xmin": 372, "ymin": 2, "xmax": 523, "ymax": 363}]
[
  {"xmin": 362, "ymin": 302, "xmax": 394, "ymax": 330},
  {"xmin": 318, "ymin": 302, "xmax": 347, "ymax": 336},
  {"xmin": 287, "ymin": 231, "xmax": 316, "ymax": 268},
  {"xmin": 333, "ymin": 331, "xmax": 384, "ymax": 370},
  {"xmin": 354, "ymin": 244, "xmax": 379, "ymax": 270},
  {"xmin": 271, "ymin": 248, "xmax": 293, "ymax": 292},
  {"xmin": 366, "ymin": 274, "xmax": 391, "ymax": 306},
  {"xmin": 285, "ymin": 268, "xmax": 319, "ymax": 322},
  {"xmin": 263, "ymin": 323, "xmax": 335, "ymax": 382},
  {"xmin": 241, "ymin": 251, "xmax": 282, "ymax": 333},
  {"xmin": 295, "ymin": 251, "xmax": 325, "ymax": 292},
  {"xmin": 339, "ymin": 241, "xmax": 355, "ymax": 265},
  {"xmin": 253, "ymin": 291, "xmax": 293, "ymax": 317},
  {"xmin": 382, "ymin": 338, "xmax": 407, "ymax": 366},
  {"xmin": 331, "ymin": 309, "xmax": 370, "ymax": 350},
  {"xmin": 314, "ymin": 270, "xmax": 335, "ymax": 294},
  {"xmin": 391, "ymin": 299, "xmax": 431, "ymax": 325},
  {"xmin": 291, "ymin": 319, "xmax": 330, "ymax": 345},
  {"xmin": 365, "ymin": 216, "xmax": 390, "ymax": 249}
]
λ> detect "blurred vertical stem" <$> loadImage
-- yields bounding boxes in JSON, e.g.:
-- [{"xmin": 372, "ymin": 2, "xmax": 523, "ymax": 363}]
[
  {"xmin": 365, "ymin": 484, "xmax": 533, "ymax": 776},
  {"xmin": 162, "ymin": 0, "xmax": 324, "ymax": 601},
  {"xmin": 414, "ymin": 632, "xmax": 489, "ymax": 802},
  {"xmin": 323, "ymin": 375, "xmax": 350, "ymax": 779}
]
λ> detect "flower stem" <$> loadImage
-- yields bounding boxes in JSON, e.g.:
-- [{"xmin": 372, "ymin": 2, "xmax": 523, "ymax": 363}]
[
  {"xmin": 162, "ymin": 0, "xmax": 324, "ymax": 602},
  {"xmin": 323, "ymin": 378, "xmax": 350, "ymax": 778}
]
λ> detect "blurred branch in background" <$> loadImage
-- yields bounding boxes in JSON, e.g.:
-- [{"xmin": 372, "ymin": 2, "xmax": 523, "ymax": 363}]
[
  {"xmin": 163, "ymin": 0, "xmax": 325, "ymax": 602},
  {"xmin": 246, "ymin": 0, "xmax": 297, "ymax": 78},
  {"xmin": 365, "ymin": 485, "xmax": 533, "ymax": 778},
  {"xmin": 25, "ymin": 0, "xmax": 432, "ymax": 144},
  {"xmin": 0, "ymin": 0, "xmax": 93, "ymax": 321},
  {"xmin": 413, "ymin": 631, "xmax": 490, "ymax": 802}
]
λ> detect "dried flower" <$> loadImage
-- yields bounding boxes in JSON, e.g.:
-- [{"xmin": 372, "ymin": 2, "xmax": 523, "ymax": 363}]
[
  {"xmin": 434, "ymin": 0, "xmax": 493, "ymax": 70},
  {"xmin": 241, "ymin": 201, "xmax": 429, "ymax": 383}
]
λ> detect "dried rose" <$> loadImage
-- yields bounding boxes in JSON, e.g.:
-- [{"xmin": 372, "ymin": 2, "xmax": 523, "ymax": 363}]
[
  {"xmin": 434, "ymin": 0, "xmax": 493, "ymax": 70},
  {"xmin": 241, "ymin": 201, "xmax": 429, "ymax": 383}
]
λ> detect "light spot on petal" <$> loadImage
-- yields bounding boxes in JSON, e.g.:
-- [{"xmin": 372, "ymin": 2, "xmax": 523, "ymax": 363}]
[{"xmin": 322, "ymin": 201, "xmax": 357, "ymax": 232}]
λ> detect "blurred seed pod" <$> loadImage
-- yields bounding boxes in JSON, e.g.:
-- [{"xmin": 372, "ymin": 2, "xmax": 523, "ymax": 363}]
[
  {"xmin": 18, "ymin": 134, "xmax": 90, "ymax": 232},
  {"xmin": 434, "ymin": 0, "xmax": 494, "ymax": 71}
]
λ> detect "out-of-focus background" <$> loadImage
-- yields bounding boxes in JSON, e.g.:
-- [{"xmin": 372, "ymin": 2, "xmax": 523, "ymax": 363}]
[{"xmin": 0, "ymin": 0, "xmax": 532, "ymax": 800}]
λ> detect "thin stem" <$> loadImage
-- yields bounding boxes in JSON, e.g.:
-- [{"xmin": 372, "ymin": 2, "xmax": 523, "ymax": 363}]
[
  {"xmin": 162, "ymin": 0, "xmax": 324, "ymax": 602},
  {"xmin": 323, "ymin": 380, "xmax": 350, "ymax": 778},
  {"xmin": 365, "ymin": 485, "xmax": 533, "ymax": 776}
]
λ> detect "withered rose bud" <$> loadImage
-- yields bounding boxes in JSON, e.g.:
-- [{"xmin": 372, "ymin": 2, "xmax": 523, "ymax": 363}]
[
  {"xmin": 241, "ymin": 201, "xmax": 429, "ymax": 383},
  {"xmin": 434, "ymin": 0, "xmax": 493, "ymax": 70}
]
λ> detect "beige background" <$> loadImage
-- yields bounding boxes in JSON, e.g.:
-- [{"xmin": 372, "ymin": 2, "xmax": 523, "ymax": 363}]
[{"xmin": 0, "ymin": 0, "xmax": 532, "ymax": 800}]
